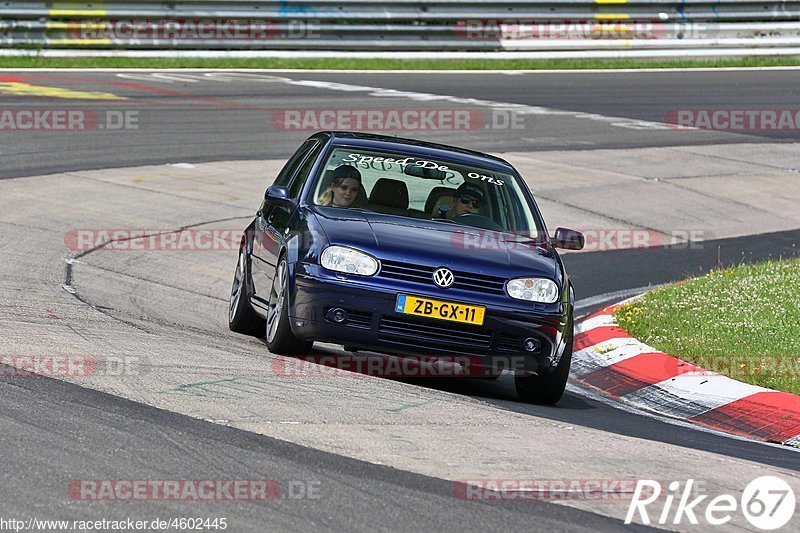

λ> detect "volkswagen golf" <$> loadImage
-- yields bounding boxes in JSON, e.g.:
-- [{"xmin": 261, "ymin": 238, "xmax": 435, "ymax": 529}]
[{"xmin": 228, "ymin": 132, "xmax": 585, "ymax": 404}]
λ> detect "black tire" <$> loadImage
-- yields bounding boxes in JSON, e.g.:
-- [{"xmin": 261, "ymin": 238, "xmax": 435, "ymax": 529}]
[
  {"xmin": 229, "ymin": 244, "xmax": 266, "ymax": 336},
  {"xmin": 265, "ymin": 256, "xmax": 313, "ymax": 355},
  {"xmin": 514, "ymin": 322, "xmax": 573, "ymax": 405}
]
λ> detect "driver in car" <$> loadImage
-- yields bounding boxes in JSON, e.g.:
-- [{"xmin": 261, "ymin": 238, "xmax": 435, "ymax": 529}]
[{"xmin": 448, "ymin": 182, "xmax": 485, "ymax": 219}]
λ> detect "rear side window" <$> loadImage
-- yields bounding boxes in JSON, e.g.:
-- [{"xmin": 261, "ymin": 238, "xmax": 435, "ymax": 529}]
[
  {"xmin": 273, "ymin": 140, "xmax": 317, "ymax": 187},
  {"xmin": 287, "ymin": 141, "xmax": 323, "ymax": 199}
]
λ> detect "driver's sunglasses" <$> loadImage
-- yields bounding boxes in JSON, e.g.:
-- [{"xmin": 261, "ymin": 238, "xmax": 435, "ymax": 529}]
[{"xmin": 457, "ymin": 195, "xmax": 481, "ymax": 208}]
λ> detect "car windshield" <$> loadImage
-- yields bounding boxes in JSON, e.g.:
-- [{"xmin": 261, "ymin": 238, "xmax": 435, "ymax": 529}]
[{"xmin": 310, "ymin": 147, "xmax": 543, "ymax": 237}]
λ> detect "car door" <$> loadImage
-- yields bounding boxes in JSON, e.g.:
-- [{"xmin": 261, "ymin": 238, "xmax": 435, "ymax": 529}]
[{"xmin": 251, "ymin": 139, "xmax": 321, "ymax": 305}]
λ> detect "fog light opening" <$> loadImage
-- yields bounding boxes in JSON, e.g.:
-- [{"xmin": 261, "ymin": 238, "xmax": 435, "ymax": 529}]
[
  {"xmin": 327, "ymin": 307, "xmax": 348, "ymax": 324},
  {"xmin": 523, "ymin": 337, "xmax": 541, "ymax": 353}
]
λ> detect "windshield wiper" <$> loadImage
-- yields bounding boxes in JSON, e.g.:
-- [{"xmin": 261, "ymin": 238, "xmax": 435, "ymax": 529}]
[{"xmin": 503, "ymin": 234, "xmax": 544, "ymax": 244}]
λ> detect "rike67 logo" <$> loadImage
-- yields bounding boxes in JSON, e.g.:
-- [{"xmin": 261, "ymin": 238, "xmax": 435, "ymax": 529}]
[{"xmin": 626, "ymin": 477, "xmax": 795, "ymax": 529}]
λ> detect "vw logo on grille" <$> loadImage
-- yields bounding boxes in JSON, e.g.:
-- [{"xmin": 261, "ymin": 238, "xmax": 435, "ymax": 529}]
[{"xmin": 432, "ymin": 267, "xmax": 455, "ymax": 288}]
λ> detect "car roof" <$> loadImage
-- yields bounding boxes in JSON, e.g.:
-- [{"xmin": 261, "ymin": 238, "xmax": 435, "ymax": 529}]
[{"xmin": 325, "ymin": 131, "xmax": 516, "ymax": 173}]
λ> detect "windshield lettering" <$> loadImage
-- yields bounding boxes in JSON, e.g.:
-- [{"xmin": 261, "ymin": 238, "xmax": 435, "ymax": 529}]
[
  {"xmin": 342, "ymin": 152, "xmax": 450, "ymax": 173},
  {"xmin": 467, "ymin": 171, "xmax": 504, "ymax": 186},
  {"xmin": 315, "ymin": 148, "xmax": 541, "ymax": 238},
  {"xmin": 342, "ymin": 152, "xmax": 412, "ymax": 166}
]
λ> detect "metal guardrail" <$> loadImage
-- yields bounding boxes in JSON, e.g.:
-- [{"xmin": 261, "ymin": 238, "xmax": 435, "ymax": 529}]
[
  {"xmin": 1, "ymin": 1, "xmax": 799, "ymax": 55},
  {"xmin": 3, "ymin": 1, "xmax": 800, "ymax": 21}
]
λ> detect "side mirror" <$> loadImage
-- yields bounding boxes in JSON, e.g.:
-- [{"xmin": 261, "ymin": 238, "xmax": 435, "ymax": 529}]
[
  {"xmin": 264, "ymin": 185, "xmax": 295, "ymax": 209},
  {"xmin": 552, "ymin": 227, "xmax": 585, "ymax": 250}
]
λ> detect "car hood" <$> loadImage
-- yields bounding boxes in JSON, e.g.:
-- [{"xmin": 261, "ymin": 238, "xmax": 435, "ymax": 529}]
[{"xmin": 311, "ymin": 207, "xmax": 556, "ymax": 279}]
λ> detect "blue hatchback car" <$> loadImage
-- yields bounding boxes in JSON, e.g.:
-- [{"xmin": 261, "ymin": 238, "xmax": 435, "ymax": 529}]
[{"xmin": 229, "ymin": 132, "xmax": 585, "ymax": 404}]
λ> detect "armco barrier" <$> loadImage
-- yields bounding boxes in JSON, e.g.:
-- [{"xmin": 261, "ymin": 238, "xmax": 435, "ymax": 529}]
[{"xmin": 1, "ymin": 1, "xmax": 799, "ymax": 55}]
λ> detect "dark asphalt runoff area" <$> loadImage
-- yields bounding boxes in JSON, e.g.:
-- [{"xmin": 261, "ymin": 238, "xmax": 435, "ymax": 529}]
[
  {"xmin": 2, "ymin": 374, "xmax": 651, "ymax": 532},
  {"xmin": 1, "ymin": 69, "xmax": 799, "ymax": 531}
]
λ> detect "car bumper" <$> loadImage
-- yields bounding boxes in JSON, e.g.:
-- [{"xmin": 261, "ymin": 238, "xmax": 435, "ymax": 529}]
[{"xmin": 288, "ymin": 263, "xmax": 570, "ymax": 374}]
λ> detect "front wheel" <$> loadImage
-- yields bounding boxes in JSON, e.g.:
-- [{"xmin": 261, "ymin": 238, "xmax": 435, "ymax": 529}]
[
  {"xmin": 514, "ymin": 322, "xmax": 573, "ymax": 405},
  {"xmin": 265, "ymin": 257, "xmax": 313, "ymax": 355}
]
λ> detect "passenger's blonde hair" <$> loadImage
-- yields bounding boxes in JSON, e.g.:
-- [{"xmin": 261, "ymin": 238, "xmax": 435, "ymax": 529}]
[{"xmin": 317, "ymin": 186, "xmax": 335, "ymax": 206}]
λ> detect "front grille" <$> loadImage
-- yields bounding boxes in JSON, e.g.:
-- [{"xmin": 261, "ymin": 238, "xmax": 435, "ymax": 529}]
[
  {"xmin": 379, "ymin": 259, "xmax": 506, "ymax": 295},
  {"xmin": 496, "ymin": 335, "xmax": 525, "ymax": 352},
  {"xmin": 346, "ymin": 309, "xmax": 373, "ymax": 328},
  {"xmin": 378, "ymin": 314, "xmax": 493, "ymax": 355}
]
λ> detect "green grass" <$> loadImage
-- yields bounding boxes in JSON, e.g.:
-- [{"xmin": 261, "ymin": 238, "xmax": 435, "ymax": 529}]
[
  {"xmin": 615, "ymin": 258, "xmax": 800, "ymax": 394},
  {"xmin": 2, "ymin": 56, "xmax": 800, "ymax": 70}
]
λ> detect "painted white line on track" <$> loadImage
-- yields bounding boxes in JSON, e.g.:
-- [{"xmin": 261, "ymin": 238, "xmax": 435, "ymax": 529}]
[
  {"xmin": 574, "ymin": 286, "xmax": 657, "ymax": 315},
  {"xmin": 113, "ymin": 72, "xmax": 295, "ymax": 84},
  {"xmin": 274, "ymin": 77, "xmax": 673, "ymax": 131},
  {"xmin": 0, "ymin": 68, "xmax": 725, "ymax": 131},
  {"xmin": 3, "ymin": 67, "xmax": 800, "ymax": 73},
  {"xmin": 103, "ymin": 71, "xmax": 678, "ymax": 131},
  {"xmin": 0, "ymin": 68, "xmax": 783, "ymax": 132}
]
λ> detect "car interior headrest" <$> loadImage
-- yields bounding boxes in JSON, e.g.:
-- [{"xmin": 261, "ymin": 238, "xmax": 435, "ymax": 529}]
[
  {"xmin": 369, "ymin": 178, "xmax": 409, "ymax": 209},
  {"xmin": 425, "ymin": 186, "xmax": 456, "ymax": 214}
]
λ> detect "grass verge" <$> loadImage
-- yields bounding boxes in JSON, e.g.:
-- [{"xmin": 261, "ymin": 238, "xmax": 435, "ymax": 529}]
[
  {"xmin": 1, "ymin": 56, "xmax": 800, "ymax": 70},
  {"xmin": 615, "ymin": 258, "xmax": 800, "ymax": 395}
]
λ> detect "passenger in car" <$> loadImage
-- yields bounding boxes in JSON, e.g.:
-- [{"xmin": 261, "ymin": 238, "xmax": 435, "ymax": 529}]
[
  {"xmin": 317, "ymin": 165, "xmax": 366, "ymax": 208},
  {"xmin": 448, "ymin": 182, "xmax": 485, "ymax": 219}
]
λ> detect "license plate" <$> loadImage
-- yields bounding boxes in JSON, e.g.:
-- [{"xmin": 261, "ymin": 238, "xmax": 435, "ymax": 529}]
[{"xmin": 395, "ymin": 294, "xmax": 485, "ymax": 326}]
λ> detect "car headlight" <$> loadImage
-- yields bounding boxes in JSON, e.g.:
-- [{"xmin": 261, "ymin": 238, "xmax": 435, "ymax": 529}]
[
  {"xmin": 506, "ymin": 277, "xmax": 559, "ymax": 303},
  {"xmin": 320, "ymin": 246, "xmax": 379, "ymax": 276}
]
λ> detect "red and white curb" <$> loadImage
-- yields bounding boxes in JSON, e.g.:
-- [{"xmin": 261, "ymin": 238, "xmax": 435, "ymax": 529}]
[{"xmin": 573, "ymin": 304, "xmax": 800, "ymax": 448}]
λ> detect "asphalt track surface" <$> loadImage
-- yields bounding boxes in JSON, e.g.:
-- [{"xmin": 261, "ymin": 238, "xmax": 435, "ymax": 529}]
[
  {"xmin": 1, "ymin": 69, "xmax": 800, "ymax": 179},
  {"xmin": 3, "ymin": 374, "xmax": 643, "ymax": 532},
  {"xmin": 1, "ymin": 69, "xmax": 799, "ymax": 531}
]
